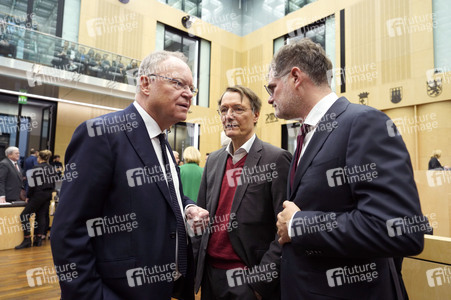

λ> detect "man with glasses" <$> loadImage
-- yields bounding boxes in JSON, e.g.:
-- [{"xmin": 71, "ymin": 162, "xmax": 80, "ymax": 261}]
[
  {"xmin": 267, "ymin": 39, "xmax": 428, "ymax": 299},
  {"xmin": 193, "ymin": 85, "xmax": 291, "ymax": 300},
  {"xmin": 51, "ymin": 50, "xmax": 209, "ymax": 300}
]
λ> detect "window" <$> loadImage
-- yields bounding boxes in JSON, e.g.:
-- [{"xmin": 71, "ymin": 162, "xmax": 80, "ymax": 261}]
[
  {"xmin": 432, "ymin": 0, "xmax": 451, "ymax": 70},
  {"xmin": 285, "ymin": 0, "xmax": 317, "ymax": 15},
  {"xmin": 167, "ymin": 122, "xmax": 200, "ymax": 158},
  {"xmin": 157, "ymin": 0, "xmax": 201, "ymax": 18},
  {"xmin": 274, "ymin": 15, "xmax": 336, "ymax": 90},
  {"xmin": 0, "ymin": 93, "xmax": 57, "ymax": 162},
  {"xmin": 0, "ymin": 0, "xmax": 65, "ymax": 37},
  {"xmin": 158, "ymin": 25, "xmax": 210, "ymax": 107}
]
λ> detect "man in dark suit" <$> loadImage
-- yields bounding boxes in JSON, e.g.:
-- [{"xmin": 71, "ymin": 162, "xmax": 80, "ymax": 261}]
[
  {"xmin": 51, "ymin": 50, "xmax": 209, "ymax": 300},
  {"xmin": 23, "ymin": 148, "xmax": 38, "ymax": 192},
  {"xmin": 194, "ymin": 86, "xmax": 291, "ymax": 299},
  {"xmin": 0, "ymin": 146, "xmax": 23, "ymax": 203},
  {"xmin": 266, "ymin": 39, "xmax": 429, "ymax": 299}
]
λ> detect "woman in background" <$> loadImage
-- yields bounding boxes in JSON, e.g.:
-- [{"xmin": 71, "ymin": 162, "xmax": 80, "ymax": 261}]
[
  {"xmin": 179, "ymin": 146, "xmax": 203, "ymax": 203},
  {"xmin": 428, "ymin": 149, "xmax": 445, "ymax": 170},
  {"xmin": 15, "ymin": 150, "xmax": 55, "ymax": 249}
]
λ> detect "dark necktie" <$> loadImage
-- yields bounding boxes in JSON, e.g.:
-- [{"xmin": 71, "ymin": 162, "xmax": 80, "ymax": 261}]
[
  {"xmin": 290, "ymin": 124, "xmax": 310, "ymax": 187},
  {"xmin": 158, "ymin": 133, "xmax": 187, "ymax": 276},
  {"xmin": 14, "ymin": 162, "xmax": 20, "ymax": 173}
]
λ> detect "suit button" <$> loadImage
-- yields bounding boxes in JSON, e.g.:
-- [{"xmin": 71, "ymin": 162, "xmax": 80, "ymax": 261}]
[{"xmin": 170, "ymin": 232, "xmax": 176, "ymax": 239}]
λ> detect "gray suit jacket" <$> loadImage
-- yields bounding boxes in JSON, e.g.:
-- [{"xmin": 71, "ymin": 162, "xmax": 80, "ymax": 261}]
[
  {"xmin": 0, "ymin": 158, "xmax": 23, "ymax": 202},
  {"xmin": 194, "ymin": 136, "xmax": 291, "ymax": 299}
]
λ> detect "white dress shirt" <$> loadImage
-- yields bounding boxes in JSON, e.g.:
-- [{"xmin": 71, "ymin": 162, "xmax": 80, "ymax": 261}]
[
  {"xmin": 226, "ymin": 134, "xmax": 256, "ymax": 163},
  {"xmin": 288, "ymin": 92, "xmax": 339, "ymax": 238},
  {"xmin": 133, "ymin": 101, "xmax": 185, "ymax": 218}
]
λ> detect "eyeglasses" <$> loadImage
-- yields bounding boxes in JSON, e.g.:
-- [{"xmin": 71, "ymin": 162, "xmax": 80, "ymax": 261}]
[
  {"xmin": 265, "ymin": 71, "xmax": 290, "ymax": 97},
  {"xmin": 148, "ymin": 74, "xmax": 198, "ymax": 96},
  {"xmin": 217, "ymin": 106, "xmax": 252, "ymax": 117},
  {"xmin": 264, "ymin": 84, "xmax": 274, "ymax": 97}
]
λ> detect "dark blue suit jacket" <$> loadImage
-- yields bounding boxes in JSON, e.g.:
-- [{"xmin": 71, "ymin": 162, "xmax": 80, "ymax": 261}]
[
  {"xmin": 51, "ymin": 104, "xmax": 196, "ymax": 300},
  {"xmin": 283, "ymin": 97, "xmax": 427, "ymax": 299}
]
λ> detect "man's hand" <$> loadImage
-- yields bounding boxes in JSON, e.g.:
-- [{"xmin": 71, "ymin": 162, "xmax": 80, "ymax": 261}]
[
  {"xmin": 254, "ymin": 291, "xmax": 262, "ymax": 300},
  {"xmin": 0, "ymin": 196, "xmax": 6, "ymax": 203},
  {"xmin": 185, "ymin": 206, "xmax": 209, "ymax": 235},
  {"xmin": 276, "ymin": 200, "xmax": 301, "ymax": 245}
]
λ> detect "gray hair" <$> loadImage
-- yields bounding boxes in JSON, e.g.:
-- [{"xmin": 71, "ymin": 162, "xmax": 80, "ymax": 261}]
[
  {"xmin": 270, "ymin": 38, "xmax": 333, "ymax": 86},
  {"xmin": 136, "ymin": 51, "xmax": 188, "ymax": 93},
  {"xmin": 5, "ymin": 146, "xmax": 19, "ymax": 157}
]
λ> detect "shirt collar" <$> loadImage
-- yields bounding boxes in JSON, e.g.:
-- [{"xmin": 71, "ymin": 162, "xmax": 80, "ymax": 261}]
[
  {"xmin": 303, "ymin": 92, "xmax": 339, "ymax": 127},
  {"xmin": 133, "ymin": 101, "xmax": 164, "ymax": 138},
  {"xmin": 226, "ymin": 133, "xmax": 256, "ymax": 156}
]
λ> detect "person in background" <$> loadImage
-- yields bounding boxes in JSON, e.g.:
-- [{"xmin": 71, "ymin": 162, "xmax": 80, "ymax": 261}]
[
  {"xmin": 180, "ymin": 146, "xmax": 203, "ymax": 202},
  {"xmin": 23, "ymin": 148, "xmax": 38, "ymax": 172},
  {"xmin": 0, "ymin": 146, "xmax": 23, "ymax": 203},
  {"xmin": 173, "ymin": 150, "xmax": 183, "ymax": 166},
  {"xmin": 15, "ymin": 150, "xmax": 54, "ymax": 249},
  {"xmin": 50, "ymin": 154, "xmax": 63, "ymax": 177},
  {"xmin": 23, "ymin": 148, "xmax": 38, "ymax": 192},
  {"xmin": 428, "ymin": 149, "xmax": 448, "ymax": 170}
]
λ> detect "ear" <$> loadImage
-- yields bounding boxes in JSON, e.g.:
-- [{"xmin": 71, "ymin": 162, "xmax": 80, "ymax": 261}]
[
  {"xmin": 253, "ymin": 110, "xmax": 260, "ymax": 125},
  {"xmin": 139, "ymin": 75, "xmax": 151, "ymax": 96},
  {"xmin": 290, "ymin": 67, "xmax": 304, "ymax": 88}
]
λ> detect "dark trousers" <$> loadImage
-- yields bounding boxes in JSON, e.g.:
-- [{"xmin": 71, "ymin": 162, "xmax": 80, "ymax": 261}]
[
  {"xmin": 201, "ymin": 263, "xmax": 257, "ymax": 300},
  {"xmin": 20, "ymin": 191, "xmax": 52, "ymax": 236}
]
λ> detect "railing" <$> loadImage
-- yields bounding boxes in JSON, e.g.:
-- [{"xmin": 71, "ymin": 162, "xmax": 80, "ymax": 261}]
[{"xmin": 0, "ymin": 21, "xmax": 141, "ymax": 85}]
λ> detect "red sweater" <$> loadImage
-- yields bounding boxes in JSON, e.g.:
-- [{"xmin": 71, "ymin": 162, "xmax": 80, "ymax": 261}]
[{"xmin": 207, "ymin": 155, "xmax": 247, "ymax": 269}]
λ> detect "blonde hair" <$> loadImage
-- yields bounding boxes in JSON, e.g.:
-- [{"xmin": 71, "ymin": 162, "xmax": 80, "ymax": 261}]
[
  {"xmin": 183, "ymin": 146, "xmax": 201, "ymax": 165},
  {"xmin": 431, "ymin": 149, "xmax": 442, "ymax": 159},
  {"xmin": 38, "ymin": 150, "xmax": 52, "ymax": 162}
]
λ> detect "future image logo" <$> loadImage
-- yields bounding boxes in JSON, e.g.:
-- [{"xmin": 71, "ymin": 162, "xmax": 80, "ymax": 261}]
[
  {"xmin": 26, "ymin": 264, "xmax": 78, "ymax": 287},
  {"xmin": 86, "ymin": 213, "xmax": 138, "ymax": 237},
  {"xmin": 326, "ymin": 163, "xmax": 378, "ymax": 187},
  {"xmin": 426, "ymin": 267, "xmax": 451, "ymax": 287},
  {"xmin": 86, "ymin": 113, "xmax": 138, "ymax": 137},
  {"xmin": 386, "ymin": 14, "xmax": 435, "ymax": 38},
  {"xmin": 226, "ymin": 168, "xmax": 243, "ymax": 187},
  {"xmin": 126, "ymin": 263, "xmax": 178, "ymax": 287},
  {"xmin": 386, "ymin": 215, "xmax": 433, "ymax": 237},
  {"xmin": 126, "ymin": 268, "xmax": 145, "ymax": 287},
  {"xmin": 326, "ymin": 263, "xmax": 378, "ymax": 287},
  {"xmin": 426, "ymin": 170, "xmax": 451, "ymax": 187},
  {"xmin": 226, "ymin": 263, "xmax": 278, "ymax": 288}
]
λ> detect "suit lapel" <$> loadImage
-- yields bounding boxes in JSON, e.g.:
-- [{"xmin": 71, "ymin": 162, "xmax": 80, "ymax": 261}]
[
  {"xmin": 230, "ymin": 137, "xmax": 262, "ymax": 215},
  {"xmin": 289, "ymin": 97, "xmax": 350, "ymax": 199},
  {"xmin": 123, "ymin": 105, "xmax": 172, "ymax": 206},
  {"xmin": 206, "ymin": 149, "xmax": 228, "ymax": 216}
]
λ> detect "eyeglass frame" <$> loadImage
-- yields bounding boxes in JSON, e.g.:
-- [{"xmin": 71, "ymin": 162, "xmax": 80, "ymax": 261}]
[
  {"xmin": 217, "ymin": 105, "xmax": 254, "ymax": 118},
  {"xmin": 148, "ymin": 73, "xmax": 198, "ymax": 96},
  {"xmin": 264, "ymin": 69, "xmax": 291, "ymax": 97}
]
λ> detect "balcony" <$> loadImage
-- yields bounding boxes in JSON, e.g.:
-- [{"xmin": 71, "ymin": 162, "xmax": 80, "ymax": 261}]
[{"xmin": 0, "ymin": 21, "xmax": 140, "ymax": 99}]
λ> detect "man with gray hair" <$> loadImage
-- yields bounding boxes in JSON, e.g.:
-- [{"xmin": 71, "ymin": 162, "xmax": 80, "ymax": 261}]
[
  {"xmin": 51, "ymin": 50, "xmax": 209, "ymax": 299},
  {"xmin": 0, "ymin": 146, "xmax": 23, "ymax": 203}
]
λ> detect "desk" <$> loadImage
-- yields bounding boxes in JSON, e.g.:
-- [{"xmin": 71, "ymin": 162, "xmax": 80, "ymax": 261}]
[{"xmin": 0, "ymin": 204, "xmax": 35, "ymax": 251}]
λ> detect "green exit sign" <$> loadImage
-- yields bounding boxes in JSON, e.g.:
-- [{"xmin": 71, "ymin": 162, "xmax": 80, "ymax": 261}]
[{"xmin": 18, "ymin": 90, "xmax": 27, "ymax": 104}]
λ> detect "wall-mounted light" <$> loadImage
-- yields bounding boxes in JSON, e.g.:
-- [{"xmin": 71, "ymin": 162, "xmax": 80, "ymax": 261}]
[{"xmin": 181, "ymin": 15, "xmax": 195, "ymax": 29}]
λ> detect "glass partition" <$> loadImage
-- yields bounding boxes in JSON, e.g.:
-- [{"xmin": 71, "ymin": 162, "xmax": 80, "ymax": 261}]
[{"xmin": 0, "ymin": 20, "xmax": 141, "ymax": 85}]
